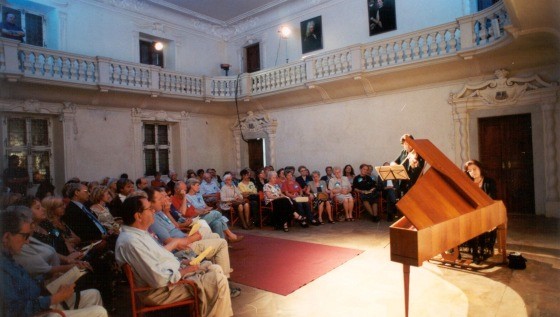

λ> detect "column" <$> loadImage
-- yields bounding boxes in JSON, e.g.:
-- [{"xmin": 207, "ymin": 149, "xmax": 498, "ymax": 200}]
[
  {"xmin": 542, "ymin": 102, "xmax": 559, "ymax": 216},
  {"xmin": 61, "ymin": 102, "xmax": 77, "ymax": 179}
]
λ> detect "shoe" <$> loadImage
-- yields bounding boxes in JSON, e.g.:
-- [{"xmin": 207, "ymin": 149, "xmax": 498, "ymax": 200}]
[
  {"xmin": 372, "ymin": 216, "xmax": 380, "ymax": 222},
  {"xmin": 328, "ymin": 220, "xmax": 336, "ymax": 224},
  {"xmin": 300, "ymin": 220, "xmax": 309, "ymax": 228},
  {"xmin": 229, "ymin": 235, "xmax": 245, "ymax": 243},
  {"xmin": 311, "ymin": 219, "xmax": 321, "ymax": 226},
  {"xmin": 318, "ymin": 220, "xmax": 325, "ymax": 225},
  {"xmin": 283, "ymin": 223, "xmax": 289, "ymax": 232}
]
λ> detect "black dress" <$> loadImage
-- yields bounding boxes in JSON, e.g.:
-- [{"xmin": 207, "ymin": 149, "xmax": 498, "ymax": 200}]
[{"xmin": 460, "ymin": 177, "xmax": 498, "ymax": 263}]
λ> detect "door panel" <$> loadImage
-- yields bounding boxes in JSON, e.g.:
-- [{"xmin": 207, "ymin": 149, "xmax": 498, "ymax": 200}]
[
  {"xmin": 247, "ymin": 139, "xmax": 263, "ymax": 171},
  {"xmin": 478, "ymin": 114, "xmax": 534, "ymax": 214}
]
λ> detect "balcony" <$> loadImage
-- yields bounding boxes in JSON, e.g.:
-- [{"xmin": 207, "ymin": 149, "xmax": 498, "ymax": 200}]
[{"xmin": 0, "ymin": 2, "xmax": 553, "ymax": 114}]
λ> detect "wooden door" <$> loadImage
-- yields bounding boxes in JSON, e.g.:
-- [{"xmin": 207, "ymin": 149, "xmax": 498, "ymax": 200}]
[
  {"xmin": 245, "ymin": 43, "xmax": 260, "ymax": 73},
  {"xmin": 478, "ymin": 114, "xmax": 534, "ymax": 214},
  {"xmin": 248, "ymin": 139, "xmax": 263, "ymax": 171}
]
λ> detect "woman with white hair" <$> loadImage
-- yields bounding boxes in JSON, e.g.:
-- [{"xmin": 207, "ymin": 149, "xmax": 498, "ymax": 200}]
[
  {"xmin": 220, "ymin": 174, "xmax": 251, "ymax": 230},
  {"xmin": 328, "ymin": 166, "xmax": 354, "ymax": 221},
  {"xmin": 263, "ymin": 171, "xmax": 298, "ymax": 232}
]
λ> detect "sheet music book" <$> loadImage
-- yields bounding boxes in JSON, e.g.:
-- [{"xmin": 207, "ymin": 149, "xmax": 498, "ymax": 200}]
[
  {"xmin": 189, "ymin": 246, "xmax": 214, "ymax": 266},
  {"xmin": 46, "ymin": 266, "xmax": 87, "ymax": 295},
  {"xmin": 375, "ymin": 165, "xmax": 410, "ymax": 181},
  {"xmin": 188, "ymin": 222, "xmax": 201, "ymax": 237},
  {"xmin": 80, "ymin": 240, "xmax": 103, "ymax": 257}
]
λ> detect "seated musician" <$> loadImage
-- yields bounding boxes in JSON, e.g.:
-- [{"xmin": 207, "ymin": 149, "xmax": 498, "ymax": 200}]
[{"xmin": 391, "ymin": 133, "xmax": 425, "ymax": 196}]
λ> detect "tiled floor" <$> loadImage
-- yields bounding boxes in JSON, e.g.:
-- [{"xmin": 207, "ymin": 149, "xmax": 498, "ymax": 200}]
[
  {"xmin": 229, "ymin": 214, "xmax": 560, "ymax": 317},
  {"xmin": 113, "ymin": 214, "xmax": 560, "ymax": 317}
]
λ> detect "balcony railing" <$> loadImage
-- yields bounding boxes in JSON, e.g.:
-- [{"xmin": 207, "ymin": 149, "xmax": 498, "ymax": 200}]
[{"xmin": 0, "ymin": 1, "xmax": 509, "ymax": 101}]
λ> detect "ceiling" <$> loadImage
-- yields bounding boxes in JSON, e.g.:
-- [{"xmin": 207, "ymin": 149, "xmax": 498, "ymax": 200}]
[{"xmin": 149, "ymin": 0, "xmax": 294, "ymax": 25}]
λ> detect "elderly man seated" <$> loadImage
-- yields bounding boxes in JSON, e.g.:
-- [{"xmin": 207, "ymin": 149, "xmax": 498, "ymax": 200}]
[
  {"xmin": 1, "ymin": 207, "xmax": 107, "ymax": 317},
  {"xmin": 200, "ymin": 173, "xmax": 220, "ymax": 207},
  {"xmin": 115, "ymin": 196, "xmax": 234, "ymax": 317}
]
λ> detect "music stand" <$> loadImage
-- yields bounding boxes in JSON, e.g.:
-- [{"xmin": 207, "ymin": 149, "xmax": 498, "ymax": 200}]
[{"xmin": 375, "ymin": 165, "xmax": 410, "ymax": 181}]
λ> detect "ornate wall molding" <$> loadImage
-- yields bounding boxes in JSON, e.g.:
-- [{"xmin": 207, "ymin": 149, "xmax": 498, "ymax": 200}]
[
  {"xmin": 131, "ymin": 107, "xmax": 190, "ymax": 122},
  {"xmin": 0, "ymin": 99, "xmax": 64, "ymax": 115},
  {"xmin": 231, "ymin": 111, "xmax": 278, "ymax": 171}
]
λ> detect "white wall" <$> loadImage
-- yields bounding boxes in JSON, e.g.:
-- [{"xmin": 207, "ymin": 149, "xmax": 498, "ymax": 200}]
[{"xmin": 266, "ymin": 82, "xmax": 457, "ymax": 174}]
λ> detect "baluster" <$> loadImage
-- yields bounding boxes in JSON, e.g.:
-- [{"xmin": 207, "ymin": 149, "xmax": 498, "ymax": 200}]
[
  {"xmin": 21, "ymin": 52, "xmax": 32, "ymax": 75},
  {"xmin": 43, "ymin": 56, "xmax": 52, "ymax": 78},
  {"xmin": 36, "ymin": 54, "xmax": 45, "ymax": 76},
  {"xmin": 386, "ymin": 43, "xmax": 395, "ymax": 65},
  {"xmin": 402, "ymin": 39, "xmax": 411, "ymax": 62},
  {"xmin": 379, "ymin": 45, "xmax": 387, "ymax": 66}
]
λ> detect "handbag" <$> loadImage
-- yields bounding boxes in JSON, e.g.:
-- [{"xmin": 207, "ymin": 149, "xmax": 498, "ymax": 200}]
[
  {"xmin": 294, "ymin": 196, "xmax": 309, "ymax": 203},
  {"xmin": 507, "ymin": 252, "xmax": 527, "ymax": 270},
  {"xmin": 316, "ymin": 192, "xmax": 329, "ymax": 201}
]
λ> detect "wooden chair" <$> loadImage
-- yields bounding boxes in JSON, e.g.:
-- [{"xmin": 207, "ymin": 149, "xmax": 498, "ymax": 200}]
[
  {"xmin": 122, "ymin": 263, "xmax": 200, "ymax": 317},
  {"xmin": 35, "ymin": 309, "xmax": 66, "ymax": 317},
  {"xmin": 258, "ymin": 191, "xmax": 273, "ymax": 228}
]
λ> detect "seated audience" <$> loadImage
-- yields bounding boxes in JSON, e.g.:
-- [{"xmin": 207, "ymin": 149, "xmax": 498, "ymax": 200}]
[
  {"xmin": 40, "ymin": 196, "xmax": 81, "ymax": 255},
  {"xmin": 89, "ymin": 186, "xmax": 121, "ymax": 233},
  {"xmin": 306, "ymin": 170, "xmax": 334, "ymax": 224},
  {"xmin": 343, "ymin": 164, "xmax": 356, "ymax": 185},
  {"xmin": 281, "ymin": 170, "xmax": 314, "ymax": 226},
  {"xmin": 200, "ymin": 173, "xmax": 221, "ymax": 206},
  {"xmin": 220, "ymin": 174, "xmax": 251, "ymax": 230},
  {"xmin": 108, "ymin": 178, "xmax": 134, "ymax": 219},
  {"xmin": 151, "ymin": 171, "xmax": 166, "ymax": 188},
  {"xmin": 254, "ymin": 168, "xmax": 267, "ymax": 192},
  {"xmin": 0, "ymin": 207, "xmax": 107, "ymax": 317},
  {"xmin": 135, "ymin": 177, "xmax": 149, "ymax": 191},
  {"xmin": 184, "ymin": 179, "xmax": 244, "ymax": 243},
  {"xmin": 263, "ymin": 171, "xmax": 299, "ymax": 232},
  {"xmin": 115, "ymin": 196, "xmax": 234, "ymax": 316},
  {"xmin": 295, "ymin": 166, "xmax": 312, "ymax": 190},
  {"xmin": 237, "ymin": 169, "xmax": 259, "ymax": 227},
  {"xmin": 167, "ymin": 171, "xmax": 180, "ymax": 194},
  {"xmin": 329, "ymin": 166, "xmax": 354, "ymax": 221},
  {"xmin": 320, "ymin": 166, "xmax": 334, "ymax": 184},
  {"xmin": 353, "ymin": 163, "xmax": 381, "ymax": 222}
]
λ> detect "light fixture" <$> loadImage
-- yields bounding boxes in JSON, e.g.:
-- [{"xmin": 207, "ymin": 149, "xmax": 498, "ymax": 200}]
[
  {"xmin": 279, "ymin": 25, "xmax": 291, "ymax": 39},
  {"xmin": 220, "ymin": 63, "xmax": 231, "ymax": 76},
  {"xmin": 154, "ymin": 42, "xmax": 164, "ymax": 51}
]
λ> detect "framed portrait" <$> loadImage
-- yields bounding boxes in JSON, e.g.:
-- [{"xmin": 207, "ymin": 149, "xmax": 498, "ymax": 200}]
[
  {"xmin": 300, "ymin": 16, "xmax": 323, "ymax": 54},
  {"xmin": 368, "ymin": 0, "xmax": 397, "ymax": 36}
]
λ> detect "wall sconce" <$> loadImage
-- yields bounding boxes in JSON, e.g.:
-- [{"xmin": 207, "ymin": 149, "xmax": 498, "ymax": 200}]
[
  {"xmin": 220, "ymin": 63, "xmax": 231, "ymax": 76},
  {"xmin": 153, "ymin": 42, "xmax": 164, "ymax": 51},
  {"xmin": 279, "ymin": 25, "xmax": 291, "ymax": 39}
]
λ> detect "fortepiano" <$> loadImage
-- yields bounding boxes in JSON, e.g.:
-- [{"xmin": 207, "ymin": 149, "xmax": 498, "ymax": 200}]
[{"xmin": 389, "ymin": 137, "xmax": 507, "ymax": 316}]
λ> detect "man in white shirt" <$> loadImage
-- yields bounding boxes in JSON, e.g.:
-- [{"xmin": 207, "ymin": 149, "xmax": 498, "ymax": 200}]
[{"xmin": 115, "ymin": 196, "xmax": 233, "ymax": 317}]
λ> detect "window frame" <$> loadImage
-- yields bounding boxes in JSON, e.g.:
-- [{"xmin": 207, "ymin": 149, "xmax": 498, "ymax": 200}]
[
  {"xmin": 1, "ymin": 5, "xmax": 46, "ymax": 47},
  {"xmin": 142, "ymin": 122, "xmax": 171, "ymax": 177}
]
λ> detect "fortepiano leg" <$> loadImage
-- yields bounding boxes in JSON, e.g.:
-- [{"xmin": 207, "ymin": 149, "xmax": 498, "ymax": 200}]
[{"xmin": 403, "ymin": 264, "xmax": 410, "ymax": 317}]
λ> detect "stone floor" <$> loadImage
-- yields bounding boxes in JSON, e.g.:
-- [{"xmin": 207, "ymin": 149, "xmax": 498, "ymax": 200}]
[
  {"xmin": 114, "ymin": 213, "xmax": 560, "ymax": 317},
  {"xmin": 228, "ymin": 214, "xmax": 560, "ymax": 317}
]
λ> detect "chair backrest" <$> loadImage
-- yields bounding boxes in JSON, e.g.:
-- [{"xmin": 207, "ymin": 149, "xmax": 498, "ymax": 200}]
[{"xmin": 122, "ymin": 263, "xmax": 200, "ymax": 317}]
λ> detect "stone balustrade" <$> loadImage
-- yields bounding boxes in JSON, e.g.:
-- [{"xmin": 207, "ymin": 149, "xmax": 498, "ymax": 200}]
[{"xmin": 0, "ymin": 1, "xmax": 509, "ymax": 101}]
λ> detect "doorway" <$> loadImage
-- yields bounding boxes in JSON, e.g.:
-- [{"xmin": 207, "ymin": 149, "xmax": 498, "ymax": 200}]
[
  {"xmin": 247, "ymin": 139, "xmax": 264, "ymax": 171},
  {"xmin": 478, "ymin": 113, "xmax": 534, "ymax": 214},
  {"xmin": 245, "ymin": 43, "xmax": 260, "ymax": 73}
]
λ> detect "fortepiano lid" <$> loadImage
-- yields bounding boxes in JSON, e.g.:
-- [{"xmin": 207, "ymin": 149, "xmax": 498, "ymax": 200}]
[{"xmin": 396, "ymin": 137, "xmax": 495, "ymax": 230}]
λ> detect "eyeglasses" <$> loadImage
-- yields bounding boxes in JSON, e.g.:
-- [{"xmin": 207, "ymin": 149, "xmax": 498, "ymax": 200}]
[{"xmin": 15, "ymin": 232, "xmax": 31, "ymax": 240}]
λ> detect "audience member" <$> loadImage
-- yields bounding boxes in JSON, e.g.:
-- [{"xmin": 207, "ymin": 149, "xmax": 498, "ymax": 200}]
[
  {"xmin": 329, "ymin": 166, "xmax": 354, "ymax": 221},
  {"xmin": 89, "ymin": 186, "xmax": 120, "ymax": 233},
  {"xmin": 151, "ymin": 171, "xmax": 166, "ymax": 188},
  {"xmin": 306, "ymin": 170, "xmax": 334, "ymax": 224},
  {"xmin": 184, "ymin": 179, "xmax": 244, "ymax": 243},
  {"xmin": 135, "ymin": 177, "xmax": 148, "ymax": 191},
  {"xmin": 353, "ymin": 163, "xmax": 381, "ymax": 222},
  {"xmin": 320, "ymin": 166, "xmax": 334, "ymax": 184},
  {"xmin": 108, "ymin": 178, "xmax": 134, "ymax": 219},
  {"xmin": 114, "ymin": 196, "xmax": 234, "ymax": 316},
  {"xmin": 263, "ymin": 171, "xmax": 296, "ymax": 232},
  {"xmin": 200, "ymin": 173, "xmax": 220, "ymax": 206},
  {"xmin": 0, "ymin": 207, "xmax": 107, "ymax": 317},
  {"xmin": 237, "ymin": 169, "xmax": 259, "ymax": 226},
  {"xmin": 254, "ymin": 168, "xmax": 267, "ymax": 192},
  {"xmin": 39, "ymin": 196, "xmax": 81, "ymax": 255},
  {"xmin": 167, "ymin": 171, "xmax": 179, "ymax": 194},
  {"xmin": 343, "ymin": 164, "xmax": 356, "ymax": 185},
  {"xmin": 281, "ymin": 170, "xmax": 314, "ymax": 226},
  {"xmin": 220, "ymin": 174, "xmax": 251, "ymax": 230},
  {"xmin": 295, "ymin": 166, "xmax": 312, "ymax": 190},
  {"xmin": 34, "ymin": 172, "xmax": 55, "ymax": 200}
]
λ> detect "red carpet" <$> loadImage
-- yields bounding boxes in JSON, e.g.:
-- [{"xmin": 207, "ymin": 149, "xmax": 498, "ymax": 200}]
[{"xmin": 229, "ymin": 234, "xmax": 364, "ymax": 295}]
